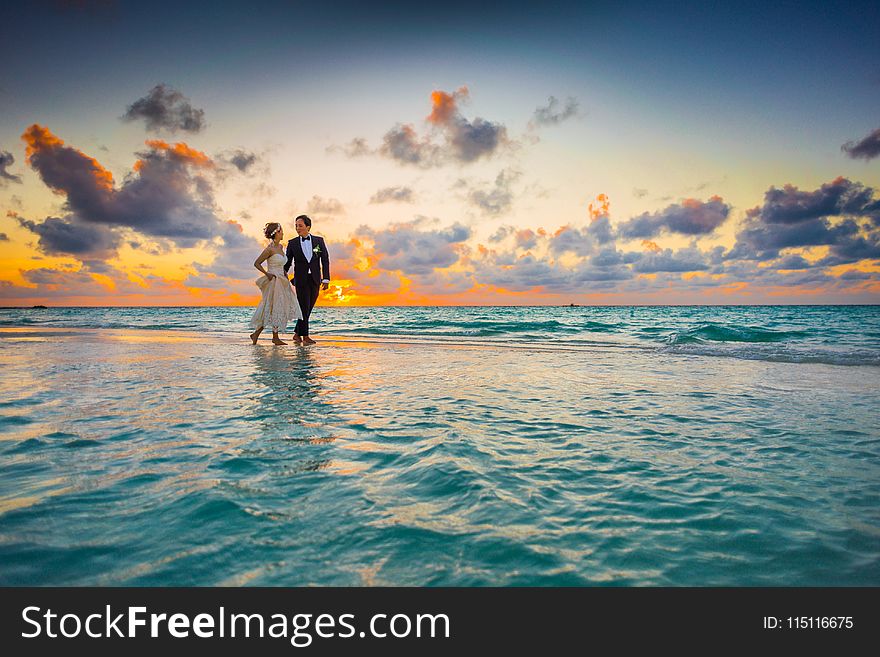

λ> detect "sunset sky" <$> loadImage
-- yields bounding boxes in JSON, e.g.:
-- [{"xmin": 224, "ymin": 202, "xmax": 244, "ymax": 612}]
[{"xmin": 1, "ymin": 0, "xmax": 879, "ymax": 305}]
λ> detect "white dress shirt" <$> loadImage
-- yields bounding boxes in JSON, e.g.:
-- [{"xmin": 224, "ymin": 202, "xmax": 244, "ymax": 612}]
[{"xmin": 300, "ymin": 235, "xmax": 313, "ymax": 261}]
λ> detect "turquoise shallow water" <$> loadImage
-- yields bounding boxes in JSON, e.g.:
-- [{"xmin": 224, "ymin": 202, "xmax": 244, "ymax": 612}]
[
  {"xmin": 0, "ymin": 305, "xmax": 879, "ymax": 585},
  {"xmin": 2, "ymin": 304, "xmax": 879, "ymax": 365}
]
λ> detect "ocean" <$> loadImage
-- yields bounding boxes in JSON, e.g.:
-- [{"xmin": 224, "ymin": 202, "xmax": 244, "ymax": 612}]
[{"xmin": 1, "ymin": 305, "xmax": 878, "ymax": 585}]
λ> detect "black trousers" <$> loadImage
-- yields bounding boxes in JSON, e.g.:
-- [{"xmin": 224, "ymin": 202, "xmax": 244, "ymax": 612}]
[{"xmin": 293, "ymin": 278, "xmax": 319, "ymax": 337}]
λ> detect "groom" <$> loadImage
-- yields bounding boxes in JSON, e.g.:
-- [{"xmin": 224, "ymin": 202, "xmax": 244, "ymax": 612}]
[{"xmin": 284, "ymin": 214, "xmax": 330, "ymax": 345}]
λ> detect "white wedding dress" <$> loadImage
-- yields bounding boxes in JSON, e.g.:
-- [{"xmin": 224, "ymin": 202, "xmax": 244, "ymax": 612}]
[{"xmin": 250, "ymin": 253, "xmax": 303, "ymax": 331}]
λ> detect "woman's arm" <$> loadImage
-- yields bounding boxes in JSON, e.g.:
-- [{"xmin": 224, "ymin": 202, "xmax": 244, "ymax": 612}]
[{"xmin": 254, "ymin": 248, "xmax": 275, "ymax": 278}]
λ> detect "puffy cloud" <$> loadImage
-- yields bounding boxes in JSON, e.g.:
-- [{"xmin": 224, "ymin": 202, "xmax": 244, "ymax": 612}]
[
  {"xmin": 572, "ymin": 260, "xmax": 635, "ymax": 285},
  {"xmin": 21, "ymin": 267, "xmax": 109, "ymax": 290},
  {"xmin": 317, "ymin": 231, "xmax": 472, "ymax": 299},
  {"xmin": 23, "ymin": 124, "xmax": 116, "ymax": 208},
  {"xmin": 225, "ymin": 149, "xmax": 258, "ymax": 173},
  {"xmin": 514, "ymin": 229, "xmax": 538, "ymax": 250},
  {"xmin": 489, "ymin": 226, "xmax": 513, "ymax": 243},
  {"xmin": 588, "ymin": 193, "xmax": 610, "ymax": 221},
  {"xmin": 336, "ymin": 87, "xmax": 509, "ymax": 168},
  {"xmin": 358, "ymin": 219, "xmax": 470, "ymax": 276},
  {"xmin": 617, "ymin": 196, "xmax": 731, "ymax": 239},
  {"xmin": 727, "ymin": 178, "xmax": 880, "ymax": 264},
  {"xmin": 725, "ymin": 218, "xmax": 861, "ymax": 261},
  {"xmin": 122, "ymin": 84, "xmax": 206, "ymax": 133},
  {"xmin": 478, "ymin": 252, "xmax": 575, "ymax": 292},
  {"xmin": 752, "ymin": 176, "xmax": 879, "ymax": 225},
  {"xmin": 407, "ymin": 269, "xmax": 474, "ymax": 296},
  {"xmin": 0, "ymin": 150, "xmax": 22, "ymax": 184},
  {"xmin": 529, "ymin": 96, "xmax": 579, "ymax": 128},
  {"xmin": 630, "ymin": 246, "xmax": 709, "ymax": 273},
  {"xmin": 141, "ymin": 139, "xmax": 213, "ymax": 168},
  {"xmin": 549, "ymin": 225, "xmax": 597, "ymax": 257},
  {"xmin": 22, "ymin": 124, "xmax": 224, "ymax": 247},
  {"xmin": 428, "ymin": 87, "xmax": 508, "ymax": 163},
  {"xmin": 775, "ymin": 253, "xmax": 813, "ymax": 270},
  {"xmin": 587, "ymin": 215, "xmax": 616, "ymax": 245},
  {"xmin": 818, "ymin": 230, "xmax": 880, "ymax": 266},
  {"xmin": 307, "ymin": 195, "xmax": 346, "ymax": 215},
  {"xmin": 590, "ymin": 246, "xmax": 641, "ymax": 267},
  {"xmin": 17, "ymin": 215, "xmax": 121, "ymax": 259},
  {"xmin": 369, "ymin": 186, "xmax": 415, "ymax": 204},
  {"xmin": 379, "ymin": 123, "xmax": 443, "ymax": 167},
  {"xmin": 549, "ymin": 214, "xmax": 615, "ymax": 257},
  {"xmin": 326, "ymin": 239, "xmax": 404, "ymax": 296},
  {"xmin": 19, "ymin": 124, "xmax": 265, "ymax": 283},
  {"xmin": 466, "ymin": 168, "xmax": 520, "ymax": 215},
  {"xmin": 842, "ymin": 127, "xmax": 880, "ymax": 161},
  {"xmin": 474, "ymin": 246, "xmax": 635, "ymax": 294},
  {"xmin": 751, "ymin": 268, "xmax": 836, "ymax": 289}
]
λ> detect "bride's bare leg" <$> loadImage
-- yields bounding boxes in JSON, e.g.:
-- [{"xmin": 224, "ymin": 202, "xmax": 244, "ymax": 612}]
[
  {"xmin": 250, "ymin": 327, "xmax": 263, "ymax": 344},
  {"xmin": 271, "ymin": 330, "xmax": 287, "ymax": 345}
]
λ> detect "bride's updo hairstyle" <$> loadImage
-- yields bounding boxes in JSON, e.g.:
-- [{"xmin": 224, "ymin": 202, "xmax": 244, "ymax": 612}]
[{"xmin": 264, "ymin": 222, "xmax": 282, "ymax": 240}]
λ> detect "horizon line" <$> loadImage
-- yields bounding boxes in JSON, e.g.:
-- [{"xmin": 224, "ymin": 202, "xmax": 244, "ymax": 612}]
[{"xmin": 2, "ymin": 303, "xmax": 879, "ymax": 309}]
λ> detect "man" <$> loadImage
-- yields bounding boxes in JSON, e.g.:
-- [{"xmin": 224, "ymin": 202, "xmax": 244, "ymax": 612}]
[{"xmin": 283, "ymin": 214, "xmax": 330, "ymax": 345}]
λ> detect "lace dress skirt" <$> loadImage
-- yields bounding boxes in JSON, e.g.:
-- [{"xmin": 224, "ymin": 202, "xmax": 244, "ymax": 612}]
[{"xmin": 250, "ymin": 257, "xmax": 302, "ymax": 331}]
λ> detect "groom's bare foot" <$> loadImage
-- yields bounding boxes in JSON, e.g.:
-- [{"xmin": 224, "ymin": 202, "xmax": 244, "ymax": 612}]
[
  {"xmin": 249, "ymin": 332, "xmax": 259, "ymax": 344},
  {"xmin": 292, "ymin": 334, "xmax": 302, "ymax": 344},
  {"xmin": 272, "ymin": 338, "xmax": 287, "ymax": 345},
  {"xmin": 302, "ymin": 336, "xmax": 316, "ymax": 345}
]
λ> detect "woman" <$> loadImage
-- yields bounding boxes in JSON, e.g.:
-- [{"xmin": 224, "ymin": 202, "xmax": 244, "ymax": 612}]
[{"xmin": 250, "ymin": 222, "xmax": 303, "ymax": 345}]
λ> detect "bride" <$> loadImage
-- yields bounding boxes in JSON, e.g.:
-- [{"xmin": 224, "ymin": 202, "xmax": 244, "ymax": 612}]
[{"xmin": 250, "ymin": 222, "xmax": 303, "ymax": 345}]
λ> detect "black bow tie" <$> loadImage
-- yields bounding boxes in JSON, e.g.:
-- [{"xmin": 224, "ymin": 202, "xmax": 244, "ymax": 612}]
[{"xmin": 301, "ymin": 236, "xmax": 311, "ymax": 241}]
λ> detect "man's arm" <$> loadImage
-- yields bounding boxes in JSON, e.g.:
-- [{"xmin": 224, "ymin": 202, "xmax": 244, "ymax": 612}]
[
  {"xmin": 319, "ymin": 237, "xmax": 330, "ymax": 287},
  {"xmin": 284, "ymin": 240, "xmax": 294, "ymax": 275}
]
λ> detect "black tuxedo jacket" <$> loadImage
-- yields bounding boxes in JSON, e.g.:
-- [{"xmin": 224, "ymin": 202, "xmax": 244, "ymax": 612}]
[{"xmin": 284, "ymin": 235, "xmax": 330, "ymax": 285}]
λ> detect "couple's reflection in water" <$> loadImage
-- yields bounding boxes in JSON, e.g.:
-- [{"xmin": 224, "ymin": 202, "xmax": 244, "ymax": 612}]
[{"xmin": 250, "ymin": 346, "xmax": 338, "ymax": 475}]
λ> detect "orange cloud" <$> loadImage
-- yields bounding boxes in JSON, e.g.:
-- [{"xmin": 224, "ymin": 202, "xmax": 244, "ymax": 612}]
[
  {"xmin": 427, "ymin": 86, "xmax": 468, "ymax": 125},
  {"xmin": 589, "ymin": 193, "xmax": 610, "ymax": 220},
  {"xmin": 22, "ymin": 124, "xmax": 115, "ymax": 192},
  {"xmin": 142, "ymin": 140, "xmax": 213, "ymax": 168},
  {"xmin": 719, "ymin": 282, "xmax": 749, "ymax": 295},
  {"xmin": 22, "ymin": 124, "xmax": 64, "ymax": 159},
  {"xmin": 641, "ymin": 240, "xmax": 661, "ymax": 252}
]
